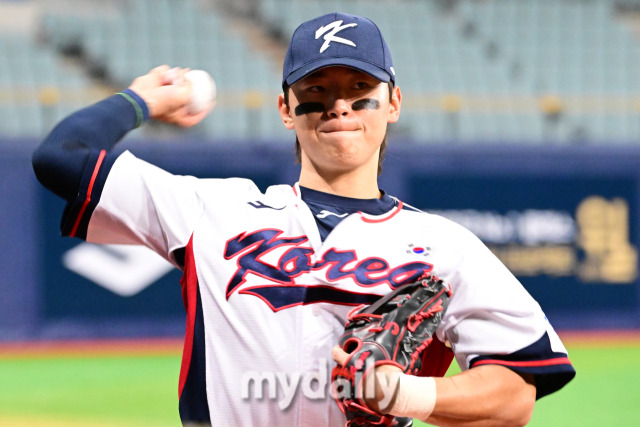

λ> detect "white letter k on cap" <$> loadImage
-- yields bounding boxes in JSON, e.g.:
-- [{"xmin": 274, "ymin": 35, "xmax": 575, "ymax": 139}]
[{"xmin": 315, "ymin": 20, "xmax": 357, "ymax": 53}]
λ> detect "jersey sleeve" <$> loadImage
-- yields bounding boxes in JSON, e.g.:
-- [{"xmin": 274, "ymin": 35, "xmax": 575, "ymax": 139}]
[
  {"xmin": 60, "ymin": 148, "xmax": 120, "ymax": 240},
  {"xmin": 67, "ymin": 151, "xmax": 205, "ymax": 268},
  {"xmin": 436, "ymin": 218, "xmax": 576, "ymax": 399}
]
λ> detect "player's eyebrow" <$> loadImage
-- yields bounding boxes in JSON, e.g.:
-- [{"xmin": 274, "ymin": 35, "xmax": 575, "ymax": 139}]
[
  {"xmin": 352, "ymin": 99, "xmax": 380, "ymax": 111},
  {"xmin": 295, "ymin": 102, "xmax": 325, "ymax": 116}
]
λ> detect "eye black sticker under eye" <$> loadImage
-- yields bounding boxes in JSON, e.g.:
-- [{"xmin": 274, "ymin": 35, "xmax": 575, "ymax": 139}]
[
  {"xmin": 295, "ymin": 102, "xmax": 325, "ymax": 116},
  {"xmin": 352, "ymin": 99, "xmax": 380, "ymax": 111}
]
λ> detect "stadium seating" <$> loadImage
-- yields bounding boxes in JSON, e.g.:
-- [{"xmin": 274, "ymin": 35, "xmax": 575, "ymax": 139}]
[
  {"xmin": 258, "ymin": 0, "xmax": 640, "ymax": 143},
  {"xmin": 1, "ymin": 0, "xmax": 638, "ymax": 143},
  {"xmin": 0, "ymin": 32, "xmax": 99, "ymax": 137},
  {"xmin": 34, "ymin": 0, "xmax": 291, "ymax": 142}
]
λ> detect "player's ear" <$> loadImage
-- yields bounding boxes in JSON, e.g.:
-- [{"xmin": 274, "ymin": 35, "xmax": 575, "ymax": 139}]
[
  {"xmin": 387, "ymin": 85, "xmax": 401, "ymax": 124},
  {"xmin": 278, "ymin": 93, "xmax": 295, "ymax": 130}
]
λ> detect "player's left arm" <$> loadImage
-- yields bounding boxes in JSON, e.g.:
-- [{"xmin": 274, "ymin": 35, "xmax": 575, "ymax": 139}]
[
  {"xmin": 333, "ymin": 218, "xmax": 574, "ymax": 425},
  {"xmin": 333, "ymin": 348, "xmax": 536, "ymax": 426},
  {"xmin": 428, "ymin": 365, "xmax": 535, "ymax": 426}
]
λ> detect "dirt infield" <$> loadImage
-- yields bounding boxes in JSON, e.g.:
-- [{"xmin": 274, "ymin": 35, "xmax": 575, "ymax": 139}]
[
  {"xmin": 0, "ymin": 416, "xmax": 142, "ymax": 427},
  {"xmin": 0, "ymin": 337, "xmax": 183, "ymax": 359},
  {"xmin": 557, "ymin": 329, "xmax": 640, "ymax": 347},
  {"xmin": 1, "ymin": 330, "xmax": 638, "ymax": 359}
]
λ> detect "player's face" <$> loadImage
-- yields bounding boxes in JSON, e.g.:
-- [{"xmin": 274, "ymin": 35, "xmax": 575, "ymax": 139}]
[{"xmin": 279, "ymin": 66, "xmax": 401, "ymax": 177}]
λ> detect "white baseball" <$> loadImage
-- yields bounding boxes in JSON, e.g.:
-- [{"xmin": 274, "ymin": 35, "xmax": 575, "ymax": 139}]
[{"xmin": 185, "ymin": 70, "xmax": 217, "ymax": 115}]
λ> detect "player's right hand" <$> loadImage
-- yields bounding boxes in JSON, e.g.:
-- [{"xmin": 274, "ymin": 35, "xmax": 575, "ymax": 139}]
[
  {"xmin": 332, "ymin": 345, "xmax": 401, "ymax": 414},
  {"xmin": 128, "ymin": 65, "xmax": 212, "ymax": 127}
]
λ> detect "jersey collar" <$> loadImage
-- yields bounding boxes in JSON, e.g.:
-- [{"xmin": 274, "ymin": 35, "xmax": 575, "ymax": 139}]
[{"xmin": 294, "ymin": 183, "xmax": 403, "ymax": 222}]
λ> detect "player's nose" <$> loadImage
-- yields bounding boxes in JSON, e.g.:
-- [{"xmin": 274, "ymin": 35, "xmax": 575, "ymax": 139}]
[{"xmin": 327, "ymin": 97, "xmax": 350, "ymax": 118}]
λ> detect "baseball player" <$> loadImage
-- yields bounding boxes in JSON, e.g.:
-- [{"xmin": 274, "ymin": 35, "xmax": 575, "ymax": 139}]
[{"xmin": 33, "ymin": 12, "xmax": 574, "ymax": 427}]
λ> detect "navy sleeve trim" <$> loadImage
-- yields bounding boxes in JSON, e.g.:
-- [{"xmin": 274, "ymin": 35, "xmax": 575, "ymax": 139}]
[
  {"xmin": 469, "ymin": 332, "xmax": 576, "ymax": 399},
  {"xmin": 60, "ymin": 149, "xmax": 119, "ymax": 240}
]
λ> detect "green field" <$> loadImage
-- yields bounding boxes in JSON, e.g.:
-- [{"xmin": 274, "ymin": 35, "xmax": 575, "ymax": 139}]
[{"xmin": 0, "ymin": 339, "xmax": 638, "ymax": 426}]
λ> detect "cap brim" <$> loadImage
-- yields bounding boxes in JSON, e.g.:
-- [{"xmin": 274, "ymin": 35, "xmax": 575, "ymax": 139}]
[{"xmin": 284, "ymin": 57, "xmax": 392, "ymax": 87}]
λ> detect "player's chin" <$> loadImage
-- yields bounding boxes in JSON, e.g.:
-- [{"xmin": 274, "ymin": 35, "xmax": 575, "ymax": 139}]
[{"xmin": 323, "ymin": 155, "xmax": 368, "ymax": 175}]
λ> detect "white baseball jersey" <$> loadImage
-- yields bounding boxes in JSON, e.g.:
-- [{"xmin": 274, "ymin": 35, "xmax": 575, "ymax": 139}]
[{"xmin": 65, "ymin": 150, "xmax": 574, "ymax": 426}]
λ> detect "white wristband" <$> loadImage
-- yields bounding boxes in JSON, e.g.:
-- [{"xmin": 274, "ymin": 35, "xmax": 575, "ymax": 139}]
[{"xmin": 389, "ymin": 375, "xmax": 437, "ymax": 421}]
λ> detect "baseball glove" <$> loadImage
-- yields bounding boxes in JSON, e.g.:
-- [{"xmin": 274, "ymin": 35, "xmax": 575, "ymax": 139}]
[{"xmin": 331, "ymin": 273, "xmax": 452, "ymax": 427}]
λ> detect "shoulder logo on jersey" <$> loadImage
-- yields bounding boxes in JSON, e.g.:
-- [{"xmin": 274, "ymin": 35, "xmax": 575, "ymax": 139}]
[
  {"xmin": 248, "ymin": 201, "xmax": 285, "ymax": 210},
  {"xmin": 224, "ymin": 228, "xmax": 433, "ymax": 311},
  {"xmin": 316, "ymin": 210, "xmax": 348, "ymax": 219},
  {"xmin": 315, "ymin": 20, "xmax": 357, "ymax": 53}
]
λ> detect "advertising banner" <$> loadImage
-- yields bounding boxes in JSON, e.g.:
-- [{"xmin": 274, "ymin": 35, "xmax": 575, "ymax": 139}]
[{"xmin": 3, "ymin": 142, "xmax": 637, "ymax": 340}]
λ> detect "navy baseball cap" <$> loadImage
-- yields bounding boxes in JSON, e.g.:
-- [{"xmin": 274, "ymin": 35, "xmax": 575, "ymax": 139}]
[{"xmin": 282, "ymin": 12, "xmax": 395, "ymax": 88}]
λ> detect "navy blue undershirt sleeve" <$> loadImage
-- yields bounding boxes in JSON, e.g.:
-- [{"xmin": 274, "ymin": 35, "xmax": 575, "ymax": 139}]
[{"xmin": 32, "ymin": 89, "xmax": 149, "ymax": 238}]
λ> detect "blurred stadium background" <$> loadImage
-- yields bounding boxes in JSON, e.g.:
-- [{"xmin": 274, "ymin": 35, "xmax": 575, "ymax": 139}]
[
  {"xmin": 1, "ymin": 0, "xmax": 639, "ymax": 142},
  {"xmin": 1, "ymin": 0, "xmax": 639, "ymax": 424}
]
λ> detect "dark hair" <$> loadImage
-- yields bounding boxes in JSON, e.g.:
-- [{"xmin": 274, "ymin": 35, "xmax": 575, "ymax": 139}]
[{"xmin": 282, "ymin": 81, "xmax": 395, "ymax": 176}]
